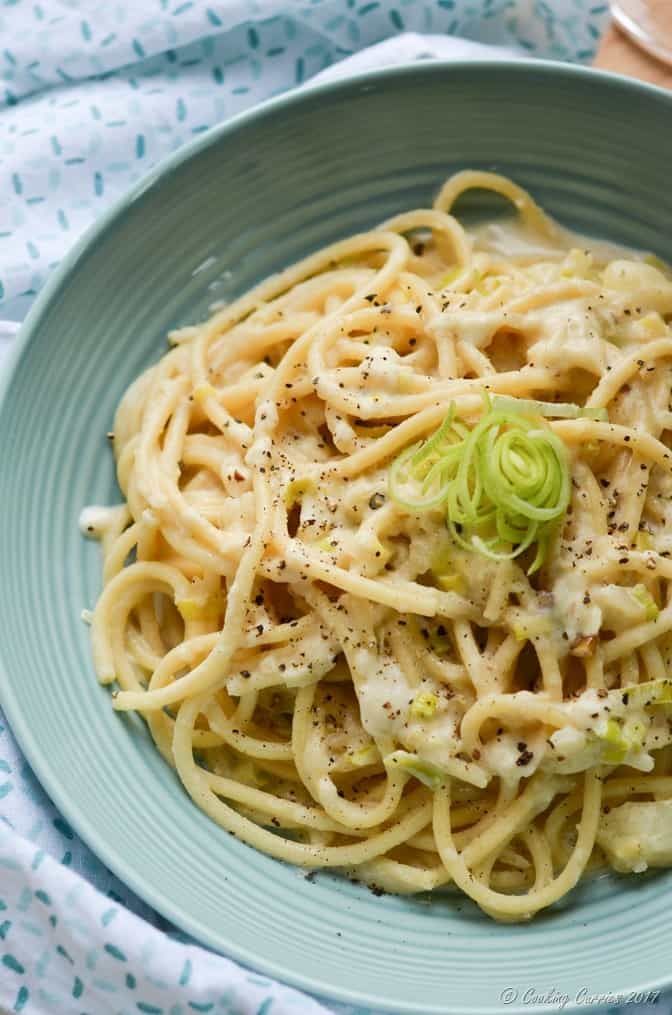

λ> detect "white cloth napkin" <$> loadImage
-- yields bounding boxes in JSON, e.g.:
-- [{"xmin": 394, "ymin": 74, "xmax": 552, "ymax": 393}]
[
  {"xmin": 0, "ymin": 0, "xmax": 608, "ymax": 318},
  {"xmin": 0, "ymin": 827, "xmax": 329, "ymax": 1015},
  {"xmin": 2, "ymin": 4, "xmax": 638, "ymax": 1015}
]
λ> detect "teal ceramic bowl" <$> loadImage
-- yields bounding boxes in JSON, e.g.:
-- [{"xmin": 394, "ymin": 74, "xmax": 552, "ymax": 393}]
[{"xmin": 2, "ymin": 61, "xmax": 672, "ymax": 1015}]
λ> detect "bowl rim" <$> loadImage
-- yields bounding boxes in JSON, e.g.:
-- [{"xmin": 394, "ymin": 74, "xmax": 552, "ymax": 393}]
[{"xmin": 2, "ymin": 57, "xmax": 672, "ymax": 1015}]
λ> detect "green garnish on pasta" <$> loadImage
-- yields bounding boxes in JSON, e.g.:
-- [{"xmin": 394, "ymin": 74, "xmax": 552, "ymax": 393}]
[{"xmin": 388, "ymin": 397, "xmax": 571, "ymax": 573}]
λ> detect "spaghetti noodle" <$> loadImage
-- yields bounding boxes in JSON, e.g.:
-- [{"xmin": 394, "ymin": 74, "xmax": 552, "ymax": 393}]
[{"xmin": 82, "ymin": 171, "xmax": 672, "ymax": 920}]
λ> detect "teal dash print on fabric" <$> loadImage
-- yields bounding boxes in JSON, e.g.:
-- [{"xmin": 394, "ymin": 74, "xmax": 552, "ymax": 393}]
[
  {"xmin": 31, "ymin": 850, "xmax": 45, "ymax": 871},
  {"xmin": 56, "ymin": 944, "xmax": 74, "ymax": 964},
  {"xmin": 14, "ymin": 986, "xmax": 29, "ymax": 1013},
  {"xmin": 53, "ymin": 817, "xmax": 73, "ymax": 839},
  {"xmin": 93, "ymin": 978, "xmax": 118, "ymax": 992},
  {"xmin": 72, "ymin": 976, "xmax": 83, "ymax": 999},
  {"xmin": 17, "ymin": 888, "xmax": 31, "ymax": 912},
  {"xmin": 104, "ymin": 942, "xmax": 127, "ymax": 961},
  {"xmin": 3, "ymin": 953, "xmax": 25, "ymax": 974},
  {"xmin": 35, "ymin": 947, "xmax": 49, "ymax": 977},
  {"xmin": 179, "ymin": 959, "xmax": 191, "ymax": 986}
]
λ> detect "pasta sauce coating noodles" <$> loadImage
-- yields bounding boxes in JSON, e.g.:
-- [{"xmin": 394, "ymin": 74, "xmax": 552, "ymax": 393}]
[{"xmin": 82, "ymin": 171, "xmax": 672, "ymax": 920}]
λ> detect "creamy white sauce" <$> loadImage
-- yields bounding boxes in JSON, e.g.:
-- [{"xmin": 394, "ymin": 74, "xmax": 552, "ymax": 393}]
[
  {"xmin": 353, "ymin": 650, "xmax": 413, "ymax": 739},
  {"xmin": 403, "ymin": 706, "xmax": 462, "ymax": 766},
  {"xmin": 471, "ymin": 218, "xmax": 642, "ymax": 265},
  {"xmin": 78, "ymin": 505, "xmax": 119, "ymax": 538},
  {"xmin": 550, "ymin": 570, "xmax": 602, "ymax": 645}
]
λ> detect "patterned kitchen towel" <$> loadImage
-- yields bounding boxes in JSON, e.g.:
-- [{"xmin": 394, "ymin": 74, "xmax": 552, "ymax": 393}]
[
  {"xmin": 0, "ymin": 825, "xmax": 330, "ymax": 1015},
  {"xmin": 0, "ymin": 0, "xmax": 610, "ymax": 314}
]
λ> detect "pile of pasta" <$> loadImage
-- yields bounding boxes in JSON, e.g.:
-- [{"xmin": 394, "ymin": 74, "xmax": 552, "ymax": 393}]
[{"xmin": 84, "ymin": 171, "xmax": 672, "ymax": 920}]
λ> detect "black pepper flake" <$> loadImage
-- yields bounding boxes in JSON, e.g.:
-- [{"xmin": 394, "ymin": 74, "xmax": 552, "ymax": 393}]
[{"xmin": 369, "ymin": 492, "xmax": 386, "ymax": 510}]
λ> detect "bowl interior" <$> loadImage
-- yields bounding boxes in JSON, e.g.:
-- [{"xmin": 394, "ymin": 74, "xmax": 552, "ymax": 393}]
[{"xmin": 2, "ymin": 62, "xmax": 672, "ymax": 1014}]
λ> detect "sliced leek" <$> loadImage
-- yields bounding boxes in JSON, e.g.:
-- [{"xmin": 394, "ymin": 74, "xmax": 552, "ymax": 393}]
[{"xmin": 389, "ymin": 398, "xmax": 571, "ymax": 573}]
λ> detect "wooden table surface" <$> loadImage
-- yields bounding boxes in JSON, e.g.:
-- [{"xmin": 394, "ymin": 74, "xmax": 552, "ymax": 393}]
[{"xmin": 595, "ymin": 14, "xmax": 672, "ymax": 88}]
